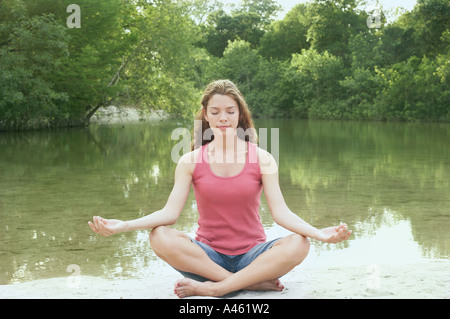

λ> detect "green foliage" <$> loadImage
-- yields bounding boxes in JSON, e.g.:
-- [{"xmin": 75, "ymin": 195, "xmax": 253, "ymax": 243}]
[
  {"xmin": 0, "ymin": 1, "xmax": 69, "ymax": 130},
  {"xmin": 204, "ymin": 0, "xmax": 449, "ymax": 122},
  {"xmin": 54, "ymin": 0, "xmax": 132, "ymax": 123},
  {"xmin": 289, "ymin": 49, "xmax": 347, "ymax": 118},
  {"xmin": 373, "ymin": 55, "xmax": 449, "ymax": 121},
  {"xmin": 120, "ymin": 0, "xmax": 202, "ymax": 119},
  {"xmin": 0, "ymin": 0, "xmax": 448, "ymax": 130},
  {"xmin": 259, "ymin": 4, "xmax": 310, "ymax": 60},
  {"xmin": 0, "ymin": 0, "xmax": 203, "ymax": 130},
  {"xmin": 303, "ymin": 0, "xmax": 367, "ymax": 63},
  {"xmin": 202, "ymin": 9, "xmax": 265, "ymax": 57},
  {"xmin": 201, "ymin": 0, "xmax": 280, "ymax": 57}
]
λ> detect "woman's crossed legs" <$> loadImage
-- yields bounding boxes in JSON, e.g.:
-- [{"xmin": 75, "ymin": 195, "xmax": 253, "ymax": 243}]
[{"xmin": 149, "ymin": 226, "xmax": 310, "ymax": 298}]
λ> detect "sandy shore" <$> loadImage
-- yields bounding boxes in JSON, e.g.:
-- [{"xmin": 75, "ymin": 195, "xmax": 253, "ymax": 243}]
[{"xmin": 1, "ymin": 259, "xmax": 448, "ymax": 299}]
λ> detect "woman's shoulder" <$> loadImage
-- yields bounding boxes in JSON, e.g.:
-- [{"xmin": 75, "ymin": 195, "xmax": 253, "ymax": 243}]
[
  {"xmin": 176, "ymin": 148, "xmax": 202, "ymax": 175},
  {"xmin": 178, "ymin": 148, "xmax": 201, "ymax": 165},
  {"xmin": 254, "ymin": 145, "xmax": 274, "ymax": 163},
  {"xmin": 255, "ymin": 145, "xmax": 278, "ymax": 175}
]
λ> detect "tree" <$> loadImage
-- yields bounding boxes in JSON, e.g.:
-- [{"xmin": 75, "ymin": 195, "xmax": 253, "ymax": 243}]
[
  {"xmin": 304, "ymin": 0, "xmax": 367, "ymax": 64},
  {"xmin": 259, "ymin": 4, "xmax": 310, "ymax": 60},
  {"xmin": 0, "ymin": 0, "xmax": 69, "ymax": 130},
  {"xmin": 396, "ymin": 0, "xmax": 450, "ymax": 57},
  {"xmin": 202, "ymin": 9, "xmax": 264, "ymax": 57},
  {"xmin": 0, "ymin": 0, "xmax": 135, "ymax": 129},
  {"xmin": 201, "ymin": 0, "xmax": 280, "ymax": 57},
  {"xmin": 288, "ymin": 49, "xmax": 347, "ymax": 118},
  {"xmin": 0, "ymin": 0, "xmax": 205, "ymax": 129},
  {"xmin": 236, "ymin": 0, "xmax": 282, "ymax": 28},
  {"xmin": 373, "ymin": 55, "xmax": 449, "ymax": 121},
  {"xmin": 212, "ymin": 40, "xmax": 261, "ymax": 94},
  {"xmin": 51, "ymin": 0, "xmax": 134, "ymax": 124},
  {"xmin": 340, "ymin": 67, "xmax": 382, "ymax": 119},
  {"xmin": 121, "ymin": 0, "xmax": 202, "ymax": 119}
]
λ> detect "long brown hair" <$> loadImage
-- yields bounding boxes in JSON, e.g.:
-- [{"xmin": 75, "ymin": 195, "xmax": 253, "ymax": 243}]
[{"xmin": 192, "ymin": 80, "xmax": 257, "ymax": 150}]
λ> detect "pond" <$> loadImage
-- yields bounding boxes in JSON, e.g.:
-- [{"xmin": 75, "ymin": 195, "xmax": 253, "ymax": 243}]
[{"xmin": 1, "ymin": 119, "xmax": 449, "ymax": 284}]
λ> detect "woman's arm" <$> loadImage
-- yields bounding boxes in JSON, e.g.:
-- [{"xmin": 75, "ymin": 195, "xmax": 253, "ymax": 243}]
[
  {"xmin": 88, "ymin": 151, "xmax": 195, "ymax": 237},
  {"xmin": 259, "ymin": 149, "xmax": 351, "ymax": 243}
]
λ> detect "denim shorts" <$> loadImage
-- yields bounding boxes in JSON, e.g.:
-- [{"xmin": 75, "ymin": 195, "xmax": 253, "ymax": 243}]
[{"xmin": 174, "ymin": 237, "xmax": 281, "ymax": 282}]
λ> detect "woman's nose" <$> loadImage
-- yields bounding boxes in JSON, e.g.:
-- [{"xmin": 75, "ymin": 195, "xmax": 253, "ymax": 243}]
[{"xmin": 219, "ymin": 111, "xmax": 228, "ymax": 121}]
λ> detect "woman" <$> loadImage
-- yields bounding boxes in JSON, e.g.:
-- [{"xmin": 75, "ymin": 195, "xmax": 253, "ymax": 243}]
[{"xmin": 88, "ymin": 80, "xmax": 351, "ymax": 298}]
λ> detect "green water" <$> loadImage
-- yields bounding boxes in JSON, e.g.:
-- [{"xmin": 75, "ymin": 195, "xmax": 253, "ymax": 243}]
[{"xmin": 1, "ymin": 119, "xmax": 449, "ymax": 284}]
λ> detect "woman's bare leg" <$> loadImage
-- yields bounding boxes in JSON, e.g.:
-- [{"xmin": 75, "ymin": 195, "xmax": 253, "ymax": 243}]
[
  {"xmin": 149, "ymin": 226, "xmax": 231, "ymax": 282},
  {"xmin": 149, "ymin": 226, "xmax": 284, "ymax": 291},
  {"xmin": 174, "ymin": 234, "xmax": 310, "ymax": 298}
]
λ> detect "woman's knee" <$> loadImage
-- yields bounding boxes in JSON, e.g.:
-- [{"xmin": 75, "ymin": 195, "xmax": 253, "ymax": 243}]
[
  {"xmin": 283, "ymin": 234, "xmax": 310, "ymax": 266},
  {"xmin": 149, "ymin": 226, "xmax": 189, "ymax": 257},
  {"xmin": 149, "ymin": 226, "xmax": 171, "ymax": 252}
]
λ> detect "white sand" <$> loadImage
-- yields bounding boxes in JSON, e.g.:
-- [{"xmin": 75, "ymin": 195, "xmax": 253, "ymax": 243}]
[{"xmin": 1, "ymin": 259, "xmax": 448, "ymax": 299}]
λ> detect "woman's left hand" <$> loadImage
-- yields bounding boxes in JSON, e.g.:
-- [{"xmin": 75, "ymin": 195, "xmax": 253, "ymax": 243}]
[
  {"xmin": 88, "ymin": 216, "xmax": 127, "ymax": 237},
  {"xmin": 317, "ymin": 224, "xmax": 352, "ymax": 243}
]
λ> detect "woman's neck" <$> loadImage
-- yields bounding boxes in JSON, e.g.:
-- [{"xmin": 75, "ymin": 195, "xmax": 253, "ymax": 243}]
[{"xmin": 209, "ymin": 133, "xmax": 247, "ymax": 164}]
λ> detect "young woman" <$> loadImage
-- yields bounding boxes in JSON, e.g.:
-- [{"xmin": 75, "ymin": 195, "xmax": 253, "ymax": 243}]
[{"xmin": 88, "ymin": 80, "xmax": 351, "ymax": 298}]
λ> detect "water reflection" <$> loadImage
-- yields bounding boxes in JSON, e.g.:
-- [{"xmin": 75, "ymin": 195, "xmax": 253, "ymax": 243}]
[
  {"xmin": 267, "ymin": 119, "xmax": 450, "ymax": 260},
  {"xmin": 0, "ymin": 119, "xmax": 448, "ymax": 284},
  {"xmin": 304, "ymin": 208, "xmax": 425, "ymax": 268}
]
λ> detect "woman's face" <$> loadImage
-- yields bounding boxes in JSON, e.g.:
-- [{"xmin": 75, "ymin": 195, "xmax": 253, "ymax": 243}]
[{"xmin": 204, "ymin": 94, "xmax": 240, "ymax": 136}]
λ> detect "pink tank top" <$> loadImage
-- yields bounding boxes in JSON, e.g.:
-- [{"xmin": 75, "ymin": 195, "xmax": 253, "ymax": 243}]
[{"xmin": 192, "ymin": 141, "xmax": 266, "ymax": 255}]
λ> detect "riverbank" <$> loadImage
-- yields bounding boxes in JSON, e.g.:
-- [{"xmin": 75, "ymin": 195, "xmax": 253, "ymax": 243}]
[
  {"xmin": 1, "ymin": 259, "xmax": 448, "ymax": 299},
  {"xmin": 90, "ymin": 106, "xmax": 168, "ymax": 125}
]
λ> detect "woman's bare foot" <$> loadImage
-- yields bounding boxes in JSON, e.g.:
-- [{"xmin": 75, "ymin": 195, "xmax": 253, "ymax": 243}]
[
  {"xmin": 174, "ymin": 278, "xmax": 284, "ymax": 298},
  {"xmin": 174, "ymin": 278, "xmax": 217, "ymax": 298},
  {"xmin": 245, "ymin": 279, "xmax": 284, "ymax": 292}
]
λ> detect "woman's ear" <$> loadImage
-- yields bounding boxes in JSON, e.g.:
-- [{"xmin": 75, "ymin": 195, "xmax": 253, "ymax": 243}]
[{"xmin": 202, "ymin": 107, "xmax": 209, "ymax": 122}]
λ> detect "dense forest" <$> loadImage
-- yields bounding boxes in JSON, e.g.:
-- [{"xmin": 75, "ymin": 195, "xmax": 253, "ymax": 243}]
[{"xmin": 0, "ymin": 0, "xmax": 448, "ymax": 130}]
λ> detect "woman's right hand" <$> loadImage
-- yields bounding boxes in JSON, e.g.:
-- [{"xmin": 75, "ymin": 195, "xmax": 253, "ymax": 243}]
[
  {"xmin": 88, "ymin": 216, "xmax": 128, "ymax": 237},
  {"xmin": 316, "ymin": 224, "xmax": 352, "ymax": 244}
]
